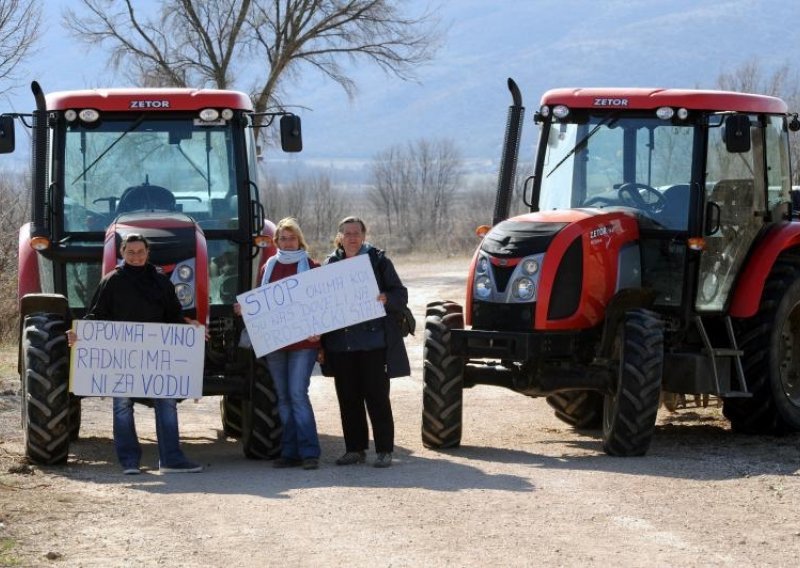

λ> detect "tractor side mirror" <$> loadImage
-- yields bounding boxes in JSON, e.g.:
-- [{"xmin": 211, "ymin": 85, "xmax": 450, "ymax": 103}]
[
  {"xmin": 0, "ymin": 115, "xmax": 15, "ymax": 154},
  {"xmin": 724, "ymin": 114, "xmax": 751, "ymax": 153},
  {"xmin": 705, "ymin": 201, "xmax": 721, "ymax": 235},
  {"xmin": 279, "ymin": 114, "xmax": 302, "ymax": 153}
]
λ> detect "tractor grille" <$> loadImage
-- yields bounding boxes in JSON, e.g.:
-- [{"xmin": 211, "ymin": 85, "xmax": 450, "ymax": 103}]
[{"xmin": 472, "ymin": 301, "xmax": 535, "ymax": 332}]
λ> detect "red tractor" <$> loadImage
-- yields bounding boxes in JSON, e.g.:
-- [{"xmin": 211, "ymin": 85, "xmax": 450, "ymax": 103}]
[
  {"xmin": 423, "ymin": 79, "xmax": 800, "ymax": 456},
  {"xmin": 2, "ymin": 82, "xmax": 302, "ymax": 464}
]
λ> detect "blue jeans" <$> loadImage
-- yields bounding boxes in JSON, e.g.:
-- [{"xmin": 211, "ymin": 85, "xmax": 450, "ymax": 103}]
[
  {"xmin": 265, "ymin": 348, "xmax": 320, "ymax": 459},
  {"xmin": 113, "ymin": 397, "xmax": 188, "ymax": 468}
]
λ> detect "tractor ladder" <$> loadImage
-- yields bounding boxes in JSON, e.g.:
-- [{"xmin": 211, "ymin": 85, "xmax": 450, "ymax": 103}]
[{"xmin": 694, "ymin": 316, "xmax": 751, "ymax": 397}]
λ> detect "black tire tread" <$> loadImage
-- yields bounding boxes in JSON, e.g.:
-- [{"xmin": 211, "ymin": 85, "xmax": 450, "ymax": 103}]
[
  {"xmin": 241, "ymin": 355, "xmax": 281, "ymax": 459},
  {"xmin": 602, "ymin": 309, "xmax": 664, "ymax": 457},
  {"xmin": 422, "ymin": 301, "xmax": 465, "ymax": 449},
  {"xmin": 22, "ymin": 313, "xmax": 71, "ymax": 465}
]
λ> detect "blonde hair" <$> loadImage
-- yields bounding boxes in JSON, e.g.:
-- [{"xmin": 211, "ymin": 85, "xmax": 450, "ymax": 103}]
[
  {"xmin": 334, "ymin": 215, "xmax": 367, "ymax": 249},
  {"xmin": 274, "ymin": 217, "xmax": 309, "ymax": 250}
]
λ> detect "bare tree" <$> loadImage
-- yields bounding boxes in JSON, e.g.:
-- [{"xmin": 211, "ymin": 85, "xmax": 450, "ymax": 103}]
[
  {"xmin": 368, "ymin": 138, "xmax": 463, "ymax": 252},
  {"xmin": 716, "ymin": 58, "xmax": 800, "ymax": 185},
  {"xmin": 64, "ymin": 0, "xmax": 441, "ymax": 113},
  {"xmin": 0, "ymin": 171, "xmax": 29, "ymax": 340},
  {"xmin": 0, "ymin": 0, "xmax": 41, "ymax": 94}
]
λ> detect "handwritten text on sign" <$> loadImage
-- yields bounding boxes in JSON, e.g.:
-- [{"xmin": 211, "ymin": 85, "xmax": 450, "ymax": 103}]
[
  {"xmin": 69, "ymin": 320, "xmax": 205, "ymax": 398},
  {"xmin": 238, "ymin": 254, "xmax": 385, "ymax": 357}
]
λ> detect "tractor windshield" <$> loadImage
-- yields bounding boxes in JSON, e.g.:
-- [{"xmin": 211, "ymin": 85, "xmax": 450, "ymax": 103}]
[
  {"xmin": 62, "ymin": 116, "xmax": 240, "ymax": 233},
  {"xmin": 539, "ymin": 114, "xmax": 695, "ymax": 230}
]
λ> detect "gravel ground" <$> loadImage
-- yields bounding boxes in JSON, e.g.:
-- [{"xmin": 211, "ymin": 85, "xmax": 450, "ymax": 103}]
[{"xmin": 2, "ymin": 255, "xmax": 800, "ymax": 567}]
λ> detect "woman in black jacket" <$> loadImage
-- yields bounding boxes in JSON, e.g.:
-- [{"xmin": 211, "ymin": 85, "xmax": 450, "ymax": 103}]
[{"xmin": 322, "ymin": 216, "xmax": 410, "ymax": 468}]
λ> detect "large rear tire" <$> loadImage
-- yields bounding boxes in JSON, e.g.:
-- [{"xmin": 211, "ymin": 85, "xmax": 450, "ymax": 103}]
[
  {"xmin": 220, "ymin": 395, "xmax": 243, "ymax": 439},
  {"xmin": 724, "ymin": 254, "xmax": 800, "ymax": 433},
  {"xmin": 422, "ymin": 301, "xmax": 465, "ymax": 449},
  {"xmin": 602, "ymin": 309, "xmax": 664, "ymax": 457},
  {"xmin": 546, "ymin": 391, "xmax": 604, "ymax": 429},
  {"xmin": 21, "ymin": 313, "xmax": 71, "ymax": 465},
  {"xmin": 241, "ymin": 354, "xmax": 281, "ymax": 459}
]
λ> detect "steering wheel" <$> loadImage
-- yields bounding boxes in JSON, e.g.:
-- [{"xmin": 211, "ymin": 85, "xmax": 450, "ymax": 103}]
[{"xmin": 617, "ymin": 182, "xmax": 667, "ymax": 212}]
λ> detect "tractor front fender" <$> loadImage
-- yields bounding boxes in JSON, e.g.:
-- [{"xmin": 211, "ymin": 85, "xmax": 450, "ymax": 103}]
[{"xmin": 729, "ymin": 223, "xmax": 800, "ymax": 318}]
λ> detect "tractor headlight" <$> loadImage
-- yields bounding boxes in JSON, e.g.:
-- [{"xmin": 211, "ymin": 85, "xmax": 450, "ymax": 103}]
[
  {"xmin": 521, "ymin": 258, "xmax": 539, "ymax": 275},
  {"xmin": 475, "ymin": 275, "xmax": 492, "ymax": 299},
  {"xmin": 175, "ymin": 283, "xmax": 194, "ymax": 307},
  {"xmin": 476, "ymin": 256, "xmax": 489, "ymax": 274},
  {"xmin": 176, "ymin": 264, "xmax": 194, "ymax": 282},
  {"xmin": 512, "ymin": 277, "xmax": 536, "ymax": 300}
]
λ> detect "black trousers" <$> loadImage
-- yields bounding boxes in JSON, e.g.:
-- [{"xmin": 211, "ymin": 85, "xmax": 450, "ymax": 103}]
[{"xmin": 330, "ymin": 349, "xmax": 394, "ymax": 453}]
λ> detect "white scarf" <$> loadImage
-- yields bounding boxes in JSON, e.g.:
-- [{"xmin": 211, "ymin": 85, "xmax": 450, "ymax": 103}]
[{"xmin": 261, "ymin": 248, "xmax": 311, "ymax": 286}]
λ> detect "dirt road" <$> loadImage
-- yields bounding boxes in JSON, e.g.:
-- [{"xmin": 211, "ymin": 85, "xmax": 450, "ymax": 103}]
[{"xmin": 2, "ymin": 256, "xmax": 800, "ymax": 567}]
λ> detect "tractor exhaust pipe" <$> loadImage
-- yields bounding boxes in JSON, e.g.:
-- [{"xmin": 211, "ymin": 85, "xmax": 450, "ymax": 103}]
[
  {"xmin": 30, "ymin": 81, "xmax": 49, "ymax": 238},
  {"xmin": 492, "ymin": 78, "xmax": 525, "ymax": 226}
]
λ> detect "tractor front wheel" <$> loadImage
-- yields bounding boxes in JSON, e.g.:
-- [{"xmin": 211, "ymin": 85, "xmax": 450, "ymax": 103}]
[
  {"xmin": 241, "ymin": 353, "xmax": 281, "ymax": 459},
  {"xmin": 21, "ymin": 313, "xmax": 71, "ymax": 465},
  {"xmin": 602, "ymin": 309, "xmax": 664, "ymax": 456},
  {"xmin": 422, "ymin": 301, "xmax": 465, "ymax": 449}
]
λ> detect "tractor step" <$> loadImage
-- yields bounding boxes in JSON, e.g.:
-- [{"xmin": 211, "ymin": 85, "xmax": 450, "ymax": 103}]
[
  {"xmin": 706, "ymin": 348, "xmax": 743, "ymax": 357},
  {"xmin": 723, "ymin": 391, "xmax": 753, "ymax": 398}
]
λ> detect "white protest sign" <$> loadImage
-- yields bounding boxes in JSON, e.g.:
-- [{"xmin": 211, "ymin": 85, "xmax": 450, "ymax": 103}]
[
  {"xmin": 69, "ymin": 320, "xmax": 205, "ymax": 398},
  {"xmin": 238, "ymin": 254, "xmax": 385, "ymax": 357}
]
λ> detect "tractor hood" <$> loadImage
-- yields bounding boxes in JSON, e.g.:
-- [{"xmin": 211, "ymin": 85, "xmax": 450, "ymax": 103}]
[{"xmin": 481, "ymin": 209, "xmax": 614, "ymax": 258}]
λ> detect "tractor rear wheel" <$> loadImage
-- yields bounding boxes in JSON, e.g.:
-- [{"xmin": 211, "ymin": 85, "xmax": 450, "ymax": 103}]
[
  {"xmin": 422, "ymin": 301, "xmax": 465, "ymax": 449},
  {"xmin": 602, "ymin": 309, "xmax": 664, "ymax": 456},
  {"xmin": 724, "ymin": 254, "xmax": 800, "ymax": 433},
  {"xmin": 21, "ymin": 313, "xmax": 71, "ymax": 465},
  {"xmin": 241, "ymin": 353, "xmax": 281, "ymax": 459},
  {"xmin": 546, "ymin": 391, "xmax": 604, "ymax": 429},
  {"xmin": 220, "ymin": 395, "xmax": 243, "ymax": 438}
]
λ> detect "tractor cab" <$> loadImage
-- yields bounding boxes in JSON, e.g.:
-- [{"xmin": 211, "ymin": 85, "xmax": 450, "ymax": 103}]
[{"xmin": 530, "ymin": 89, "xmax": 794, "ymax": 314}]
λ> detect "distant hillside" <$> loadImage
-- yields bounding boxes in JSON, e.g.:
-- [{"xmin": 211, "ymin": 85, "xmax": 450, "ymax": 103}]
[{"xmin": 286, "ymin": 0, "xmax": 800, "ymax": 183}]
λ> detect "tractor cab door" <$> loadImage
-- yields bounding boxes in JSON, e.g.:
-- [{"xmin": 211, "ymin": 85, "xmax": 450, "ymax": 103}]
[{"xmin": 696, "ymin": 114, "xmax": 790, "ymax": 311}]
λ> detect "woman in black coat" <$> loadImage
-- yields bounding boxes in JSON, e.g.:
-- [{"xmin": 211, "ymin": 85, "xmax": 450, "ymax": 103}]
[{"xmin": 321, "ymin": 216, "xmax": 410, "ymax": 468}]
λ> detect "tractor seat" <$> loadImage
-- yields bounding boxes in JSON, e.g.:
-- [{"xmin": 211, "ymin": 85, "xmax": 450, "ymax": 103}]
[{"xmin": 116, "ymin": 184, "xmax": 176, "ymax": 214}]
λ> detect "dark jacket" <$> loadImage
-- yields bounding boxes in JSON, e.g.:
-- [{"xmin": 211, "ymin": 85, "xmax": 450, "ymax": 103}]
[
  {"xmin": 86, "ymin": 263, "xmax": 184, "ymax": 324},
  {"xmin": 322, "ymin": 246, "xmax": 411, "ymax": 378}
]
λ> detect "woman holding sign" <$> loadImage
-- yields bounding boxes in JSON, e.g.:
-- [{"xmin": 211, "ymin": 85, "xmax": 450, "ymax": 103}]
[
  {"xmin": 321, "ymin": 216, "xmax": 410, "ymax": 468},
  {"xmin": 254, "ymin": 217, "xmax": 322, "ymax": 470},
  {"xmin": 73, "ymin": 233, "xmax": 203, "ymax": 475}
]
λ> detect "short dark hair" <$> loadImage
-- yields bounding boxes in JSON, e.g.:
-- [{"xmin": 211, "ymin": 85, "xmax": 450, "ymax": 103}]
[{"xmin": 120, "ymin": 233, "xmax": 150, "ymax": 250}]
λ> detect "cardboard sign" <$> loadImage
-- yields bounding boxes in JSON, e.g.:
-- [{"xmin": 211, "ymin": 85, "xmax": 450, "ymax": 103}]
[
  {"xmin": 69, "ymin": 320, "xmax": 205, "ymax": 398},
  {"xmin": 238, "ymin": 254, "xmax": 385, "ymax": 357}
]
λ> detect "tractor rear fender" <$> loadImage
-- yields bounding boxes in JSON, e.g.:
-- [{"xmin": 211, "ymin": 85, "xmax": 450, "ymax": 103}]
[
  {"xmin": 729, "ymin": 223, "xmax": 800, "ymax": 318},
  {"xmin": 596, "ymin": 288, "xmax": 657, "ymax": 359}
]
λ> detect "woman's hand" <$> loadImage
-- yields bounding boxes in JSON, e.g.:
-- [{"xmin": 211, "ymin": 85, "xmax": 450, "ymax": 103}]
[
  {"xmin": 66, "ymin": 330, "xmax": 77, "ymax": 347},
  {"xmin": 233, "ymin": 302, "xmax": 242, "ymax": 316},
  {"xmin": 377, "ymin": 293, "xmax": 387, "ymax": 305},
  {"xmin": 184, "ymin": 317, "xmax": 211, "ymax": 341}
]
